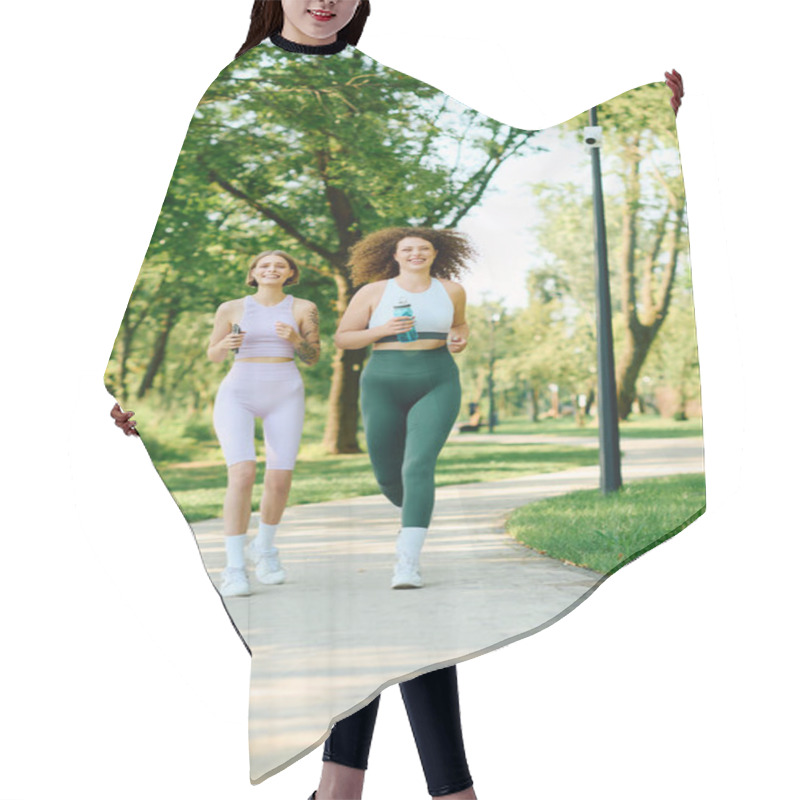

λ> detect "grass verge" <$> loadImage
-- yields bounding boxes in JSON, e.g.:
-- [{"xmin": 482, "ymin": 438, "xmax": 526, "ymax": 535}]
[
  {"xmin": 159, "ymin": 440, "xmax": 599, "ymax": 523},
  {"xmin": 506, "ymin": 473, "xmax": 706, "ymax": 575},
  {"xmin": 495, "ymin": 415, "xmax": 703, "ymax": 439}
]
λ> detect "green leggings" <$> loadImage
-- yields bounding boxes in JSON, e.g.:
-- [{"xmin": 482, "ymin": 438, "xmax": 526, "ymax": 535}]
[{"xmin": 360, "ymin": 348, "xmax": 461, "ymax": 528}]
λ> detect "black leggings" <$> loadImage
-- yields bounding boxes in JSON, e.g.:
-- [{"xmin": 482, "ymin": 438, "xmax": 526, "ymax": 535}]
[{"xmin": 323, "ymin": 666, "xmax": 473, "ymax": 797}]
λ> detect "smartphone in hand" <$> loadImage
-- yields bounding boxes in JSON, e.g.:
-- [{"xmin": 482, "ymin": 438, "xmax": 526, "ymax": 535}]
[{"xmin": 232, "ymin": 323, "xmax": 241, "ymax": 354}]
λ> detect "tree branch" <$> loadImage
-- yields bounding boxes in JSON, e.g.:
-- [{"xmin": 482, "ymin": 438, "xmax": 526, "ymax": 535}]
[
  {"xmin": 206, "ymin": 166, "xmax": 336, "ymax": 263},
  {"xmin": 315, "ymin": 146, "xmax": 361, "ymax": 255},
  {"xmin": 417, "ymin": 95, "xmax": 451, "ymax": 164},
  {"xmin": 425, "ymin": 130, "xmax": 538, "ymax": 227},
  {"xmin": 650, "ymin": 161, "xmax": 681, "ymax": 209},
  {"xmin": 653, "ymin": 205, "xmax": 686, "ymax": 326},
  {"xmin": 620, "ymin": 140, "xmax": 642, "ymax": 328},
  {"xmin": 641, "ymin": 210, "xmax": 670, "ymax": 319}
]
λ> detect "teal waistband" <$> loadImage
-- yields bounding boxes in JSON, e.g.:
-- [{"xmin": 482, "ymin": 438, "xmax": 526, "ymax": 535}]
[
  {"xmin": 376, "ymin": 332, "xmax": 448, "ymax": 344},
  {"xmin": 367, "ymin": 347, "xmax": 455, "ymax": 366},
  {"xmin": 364, "ymin": 346, "xmax": 457, "ymax": 376}
]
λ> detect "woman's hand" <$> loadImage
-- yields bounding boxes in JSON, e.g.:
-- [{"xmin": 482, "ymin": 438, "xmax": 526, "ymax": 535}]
[
  {"xmin": 207, "ymin": 302, "xmax": 246, "ymax": 362},
  {"xmin": 381, "ymin": 315, "xmax": 416, "ymax": 337},
  {"xmin": 275, "ymin": 321, "xmax": 301, "ymax": 344},
  {"xmin": 448, "ymin": 334, "xmax": 467, "ymax": 354},
  {"xmin": 443, "ymin": 282, "xmax": 468, "ymax": 355},
  {"xmin": 110, "ymin": 403, "xmax": 139, "ymax": 437},
  {"xmin": 219, "ymin": 330, "xmax": 246, "ymax": 352},
  {"xmin": 665, "ymin": 69, "xmax": 684, "ymax": 116}
]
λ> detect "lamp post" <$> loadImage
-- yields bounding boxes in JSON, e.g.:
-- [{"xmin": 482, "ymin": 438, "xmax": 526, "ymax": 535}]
[
  {"xmin": 548, "ymin": 383, "xmax": 559, "ymax": 418},
  {"xmin": 585, "ymin": 108, "xmax": 622, "ymax": 494},
  {"xmin": 488, "ymin": 312, "xmax": 501, "ymax": 433}
]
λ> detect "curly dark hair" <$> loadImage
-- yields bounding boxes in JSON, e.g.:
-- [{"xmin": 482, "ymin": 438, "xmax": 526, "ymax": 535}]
[{"xmin": 348, "ymin": 227, "xmax": 476, "ymax": 286}]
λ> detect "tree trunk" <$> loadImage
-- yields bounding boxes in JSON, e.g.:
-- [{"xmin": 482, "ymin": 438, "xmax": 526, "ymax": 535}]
[
  {"xmin": 137, "ymin": 307, "xmax": 179, "ymax": 399},
  {"xmin": 322, "ymin": 272, "xmax": 366, "ymax": 454},
  {"xmin": 529, "ymin": 384, "xmax": 539, "ymax": 422},
  {"xmin": 615, "ymin": 140, "xmax": 651, "ymax": 420},
  {"xmin": 585, "ymin": 386, "xmax": 595, "ymax": 417},
  {"xmin": 113, "ymin": 285, "xmax": 163, "ymax": 405},
  {"xmin": 117, "ymin": 320, "xmax": 133, "ymax": 405},
  {"xmin": 616, "ymin": 203, "xmax": 686, "ymax": 420},
  {"xmin": 616, "ymin": 322, "xmax": 655, "ymax": 419}
]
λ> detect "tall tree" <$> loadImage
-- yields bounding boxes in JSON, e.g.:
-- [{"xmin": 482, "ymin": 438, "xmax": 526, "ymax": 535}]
[
  {"xmin": 105, "ymin": 169, "xmax": 247, "ymax": 404},
  {"xmin": 498, "ymin": 277, "xmax": 596, "ymax": 418},
  {"xmin": 592, "ymin": 85, "xmax": 689, "ymax": 418},
  {"xmin": 545, "ymin": 84, "xmax": 690, "ymax": 419},
  {"xmin": 639, "ymin": 269, "xmax": 701, "ymax": 418},
  {"xmin": 176, "ymin": 48, "xmax": 540, "ymax": 452}
]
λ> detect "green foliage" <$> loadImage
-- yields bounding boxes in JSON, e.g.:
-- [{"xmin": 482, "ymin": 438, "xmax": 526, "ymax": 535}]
[
  {"xmin": 458, "ymin": 300, "xmax": 511, "ymax": 407},
  {"xmin": 529, "ymin": 183, "xmax": 606, "ymax": 316},
  {"xmin": 182, "ymin": 418, "xmax": 217, "ymax": 443},
  {"xmin": 106, "ymin": 47, "xmax": 541, "ymax": 422},
  {"xmin": 560, "ymin": 82, "xmax": 678, "ymax": 155},
  {"xmin": 138, "ymin": 433, "xmax": 196, "ymax": 465},
  {"xmin": 459, "ymin": 289, "xmax": 597, "ymax": 422},
  {"xmin": 515, "ymin": 82, "xmax": 697, "ymax": 419}
]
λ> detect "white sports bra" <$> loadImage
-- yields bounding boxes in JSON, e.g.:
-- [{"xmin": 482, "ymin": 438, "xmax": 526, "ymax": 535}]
[{"xmin": 368, "ymin": 278, "xmax": 454, "ymax": 338}]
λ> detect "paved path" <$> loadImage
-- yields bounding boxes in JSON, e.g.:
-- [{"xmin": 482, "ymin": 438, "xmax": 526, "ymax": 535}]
[{"xmin": 189, "ymin": 436, "xmax": 703, "ymax": 782}]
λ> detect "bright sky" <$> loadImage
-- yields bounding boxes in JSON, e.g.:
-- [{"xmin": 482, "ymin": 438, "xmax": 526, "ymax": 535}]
[{"xmin": 457, "ymin": 126, "xmax": 593, "ymax": 311}]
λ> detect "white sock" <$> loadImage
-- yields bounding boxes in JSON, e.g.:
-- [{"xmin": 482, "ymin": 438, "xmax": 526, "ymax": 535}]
[
  {"xmin": 396, "ymin": 527, "xmax": 427, "ymax": 565},
  {"xmin": 255, "ymin": 522, "xmax": 278, "ymax": 554},
  {"xmin": 225, "ymin": 533, "xmax": 248, "ymax": 569}
]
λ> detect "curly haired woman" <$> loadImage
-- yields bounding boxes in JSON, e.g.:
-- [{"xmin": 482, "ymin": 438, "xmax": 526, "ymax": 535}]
[{"xmin": 335, "ymin": 226, "xmax": 473, "ymax": 589}]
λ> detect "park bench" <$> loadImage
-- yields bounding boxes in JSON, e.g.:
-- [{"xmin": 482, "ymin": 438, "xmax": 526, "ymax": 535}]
[{"xmin": 456, "ymin": 411, "xmax": 484, "ymax": 433}]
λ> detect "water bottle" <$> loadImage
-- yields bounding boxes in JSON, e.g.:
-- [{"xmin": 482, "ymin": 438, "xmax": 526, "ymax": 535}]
[{"xmin": 393, "ymin": 298, "xmax": 418, "ymax": 342}]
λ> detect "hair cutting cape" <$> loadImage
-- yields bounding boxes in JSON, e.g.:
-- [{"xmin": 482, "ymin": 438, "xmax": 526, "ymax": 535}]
[{"xmin": 105, "ymin": 36, "xmax": 704, "ymax": 783}]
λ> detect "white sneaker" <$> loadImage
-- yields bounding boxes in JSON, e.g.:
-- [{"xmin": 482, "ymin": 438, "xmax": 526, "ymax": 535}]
[
  {"xmin": 220, "ymin": 566, "xmax": 250, "ymax": 597},
  {"xmin": 248, "ymin": 541, "xmax": 286, "ymax": 586},
  {"xmin": 391, "ymin": 558, "xmax": 423, "ymax": 589}
]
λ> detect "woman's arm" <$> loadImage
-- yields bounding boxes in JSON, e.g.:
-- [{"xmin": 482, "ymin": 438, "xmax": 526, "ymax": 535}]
[
  {"xmin": 445, "ymin": 282, "xmax": 469, "ymax": 354},
  {"xmin": 278, "ymin": 300, "xmax": 321, "ymax": 365},
  {"xmin": 207, "ymin": 301, "xmax": 244, "ymax": 363},
  {"xmin": 334, "ymin": 283, "xmax": 415, "ymax": 350}
]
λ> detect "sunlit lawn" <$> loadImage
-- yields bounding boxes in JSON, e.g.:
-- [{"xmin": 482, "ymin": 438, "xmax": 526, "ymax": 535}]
[
  {"xmin": 158, "ymin": 439, "xmax": 600, "ymax": 523},
  {"xmin": 507, "ymin": 473, "xmax": 706, "ymax": 574},
  {"xmin": 141, "ymin": 406, "xmax": 702, "ymax": 523}
]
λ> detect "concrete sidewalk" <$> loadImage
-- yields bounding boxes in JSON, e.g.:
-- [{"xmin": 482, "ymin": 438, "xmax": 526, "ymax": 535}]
[{"xmin": 189, "ymin": 436, "xmax": 703, "ymax": 782}]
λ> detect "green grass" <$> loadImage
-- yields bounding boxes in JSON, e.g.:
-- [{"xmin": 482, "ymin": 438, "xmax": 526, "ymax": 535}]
[
  {"xmin": 506, "ymin": 473, "xmax": 706, "ymax": 575},
  {"xmin": 494, "ymin": 414, "xmax": 703, "ymax": 439},
  {"xmin": 138, "ymin": 403, "xmax": 703, "ymax": 524},
  {"xmin": 158, "ymin": 440, "xmax": 600, "ymax": 523},
  {"xmin": 137, "ymin": 405, "xmax": 702, "ymax": 468}
]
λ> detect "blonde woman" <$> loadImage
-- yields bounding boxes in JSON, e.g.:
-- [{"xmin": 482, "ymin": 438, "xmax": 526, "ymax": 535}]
[{"xmin": 208, "ymin": 249, "xmax": 320, "ymax": 597}]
